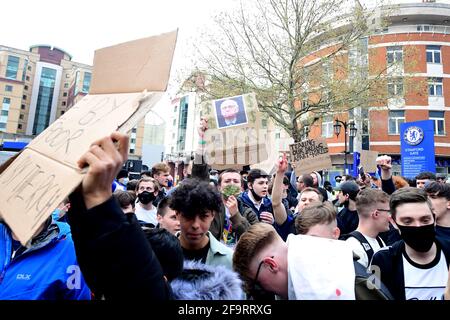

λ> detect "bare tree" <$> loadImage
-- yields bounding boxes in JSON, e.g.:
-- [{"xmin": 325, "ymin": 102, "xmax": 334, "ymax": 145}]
[{"xmin": 183, "ymin": 0, "xmax": 424, "ymax": 143}]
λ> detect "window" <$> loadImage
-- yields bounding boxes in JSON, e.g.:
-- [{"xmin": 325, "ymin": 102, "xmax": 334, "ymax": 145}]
[
  {"xmin": 131, "ymin": 138, "xmax": 136, "ymax": 144},
  {"xmin": 82, "ymin": 72, "xmax": 91, "ymax": 93},
  {"xmin": 5, "ymin": 85, "xmax": 13, "ymax": 92},
  {"xmin": 26, "ymin": 76, "xmax": 30, "ymax": 81},
  {"xmin": 22, "ymin": 59, "xmax": 28, "ymax": 82},
  {"xmin": 361, "ymin": 109, "xmax": 370, "ymax": 135},
  {"xmin": 387, "ymin": 79, "xmax": 403, "ymax": 97},
  {"xmin": 429, "ymin": 78, "xmax": 443, "ymax": 96},
  {"xmin": 174, "ymin": 106, "xmax": 177, "ymax": 113},
  {"xmin": 321, "ymin": 116, "xmax": 334, "ymax": 138},
  {"xmin": 386, "ymin": 46, "xmax": 403, "ymax": 64},
  {"xmin": 301, "ymin": 100, "xmax": 308, "ymax": 110},
  {"xmin": 1, "ymin": 110, "xmax": 8, "ymax": 116},
  {"xmin": 426, "ymin": 46, "xmax": 441, "ymax": 64},
  {"xmin": 19, "ymin": 114, "xmax": 24, "ymax": 120},
  {"xmin": 417, "ymin": 25, "xmax": 431, "ymax": 32},
  {"xmin": 429, "ymin": 111, "xmax": 445, "ymax": 136},
  {"xmin": 388, "ymin": 110, "xmax": 405, "ymax": 135},
  {"xmin": 275, "ymin": 132, "xmax": 281, "ymax": 139},
  {"xmin": 62, "ymin": 101, "xmax": 66, "ymax": 106},
  {"xmin": 27, "ymin": 66, "xmax": 32, "ymax": 71},
  {"xmin": 6, "ymin": 56, "xmax": 20, "ymax": 79},
  {"xmin": 0, "ymin": 123, "xmax": 5, "ymax": 130},
  {"xmin": 261, "ymin": 118, "xmax": 268, "ymax": 128},
  {"xmin": 129, "ymin": 149, "xmax": 135, "ymax": 154},
  {"xmin": 66, "ymin": 74, "xmax": 70, "ymax": 78},
  {"xmin": 131, "ymin": 128, "xmax": 137, "ymax": 133},
  {"xmin": 24, "ymin": 85, "xmax": 28, "ymax": 91},
  {"xmin": 3, "ymin": 98, "xmax": 11, "ymax": 109},
  {"xmin": 63, "ymin": 92, "xmax": 67, "ymax": 97},
  {"xmin": 18, "ymin": 124, "xmax": 22, "ymax": 130},
  {"xmin": 64, "ymin": 83, "xmax": 69, "ymax": 88},
  {"xmin": 21, "ymin": 104, "xmax": 26, "ymax": 110},
  {"xmin": 22, "ymin": 95, "xmax": 27, "ymax": 100},
  {"xmin": 173, "ymin": 119, "xmax": 176, "ymax": 126}
]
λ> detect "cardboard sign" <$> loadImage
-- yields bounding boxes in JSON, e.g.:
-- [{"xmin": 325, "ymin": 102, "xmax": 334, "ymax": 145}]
[
  {"xmin": 360, "ymin": 150, "xmax": 379, "ymax": 173},
  {"xmin": 289, "ymin": 138, "xmax": 333, "ymax": 175},
  {"xmin": 0, "ymin": 31, "xmax": 176, "ymax": 245},
  {"xmin": 201, "ymin": 93, "xmax": 269, "ymax": 168},
  {"xmin": 90, "ymin": 30, "xmax": 178, "ymax": 94}
]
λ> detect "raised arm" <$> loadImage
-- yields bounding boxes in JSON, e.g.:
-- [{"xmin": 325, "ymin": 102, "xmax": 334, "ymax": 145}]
[
  {"xmin": 68, "ymin": 132, "xmax": 170, "ymax": 300},
  {"xmin": 272, "ymin": 153, "xmax": 288, "ymax": 225}
]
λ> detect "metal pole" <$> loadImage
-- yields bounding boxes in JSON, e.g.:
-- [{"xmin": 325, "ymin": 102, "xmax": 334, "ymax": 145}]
[{"xmin": 344, "ymin": 122, "xmax": 348, "ymax": 174}]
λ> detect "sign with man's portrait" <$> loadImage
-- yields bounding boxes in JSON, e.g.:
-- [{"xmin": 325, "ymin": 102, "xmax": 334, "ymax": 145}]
[{"xmin": 214, "ymin": 95, "xmax": 248, "ymax": 129}]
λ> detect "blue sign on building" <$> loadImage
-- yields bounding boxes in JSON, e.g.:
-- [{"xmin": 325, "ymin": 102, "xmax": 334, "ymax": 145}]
[
  {"xmin": 351, "ymin": 152, "xmax": 361, "ymax": 177},
  {"xmin": 400, "ymin": 120, "xmax": 436, "ymax": 178}
]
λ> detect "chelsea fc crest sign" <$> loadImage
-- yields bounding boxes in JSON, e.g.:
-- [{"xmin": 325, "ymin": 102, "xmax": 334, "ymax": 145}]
[{"xmin": 404, "ymin": 126, "xmax": 424, "ymax": 146}]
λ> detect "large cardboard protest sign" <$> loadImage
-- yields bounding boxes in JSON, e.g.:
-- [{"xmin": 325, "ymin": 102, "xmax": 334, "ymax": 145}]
[
  {"xmin": 0, "ymin": 31, "xmax": 177, "ymax": 245},
  {"xmin": 289, "ymin": 138, "xmax": 333, "ymax": 175},
  {"xmin": 201, "ymin": 93, "xmax": 268, "ymax": 169},
  {"xmin": 360, "ymin": 150, "xmax": 379, "ymax": 173}
]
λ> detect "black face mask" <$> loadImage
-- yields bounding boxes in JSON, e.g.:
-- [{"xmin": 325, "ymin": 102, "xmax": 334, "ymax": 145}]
[
  {"xmin": 397, "ymin": 223, "xmax": 435, "ymax": 252},
  {"xmin": 250, "ymin": 188, "xmax": 263, "ymax": 202},
  {"xmin": 138, "ymin": 191, "xmax": 156, "ymax": 205}
]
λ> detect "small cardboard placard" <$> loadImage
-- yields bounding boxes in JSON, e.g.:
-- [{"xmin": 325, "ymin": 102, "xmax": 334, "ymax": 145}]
[
  {"xmin": 0, "ymin": 31, "xmax": 176, "ymax": 245},
  {"xmin": 360, "ymin": 150, "xmax": 379, "ymax": 173},
  {"xmin": 289, "ymin": 138, "xmax": 333, "ymax": 175},
  {"xmin": 201, "ymin": 93, "xmax": 269, "ymax": 169}
]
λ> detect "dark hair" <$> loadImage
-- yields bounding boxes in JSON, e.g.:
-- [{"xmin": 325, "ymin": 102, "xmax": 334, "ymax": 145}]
[
  {"xmin": 126, "ymin": 179, "xmax": 139, "ymax": 192},
  {"xmin": 117, "ymin": 169, "xmax": 128, "ymax": 180},
  {"xmin": 298, "ymin": 174, "xmax": 314, "ymax": 188},
  {"xmin": 390, "ymin": 187, "xmax": 433, "ymax": 221},
  {"xmin": 169, "ymin": 179, "xmax": 223, "ymax": 219},
  {"xmin": 247, "ymin": 169, "xmax": 269, "ymax": 184},
  {"xmin": 140, "ymin": 171, "xmax": 152, "ymax": 178},
  {"xmin": 218, "ymin": 169, "xmax": 242, "ymax": 185},
  {"xmin": 157, "ymin": 196, "xmax": 171, "ymax": 217},
  {"xmin": 113, "ymin": 190, "xmax": 136, "ymax": 209},
  {"xmin": 415, "ymin": 171, "xmax": 436, "ymax": 181},
  {"xmin": 143, "ymin": 228, "xmax": 184, "ymax": 281},
  {"xmin": 343, "ymin": 174, "xmax": 355, "ymax": 181},
  {"xmin": 425, "ymin": 182, "xmax": 450, "ymax": 201}
]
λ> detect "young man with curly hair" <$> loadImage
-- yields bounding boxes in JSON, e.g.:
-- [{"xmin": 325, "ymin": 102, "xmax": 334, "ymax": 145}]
[{"xmin": 169, "ymin": 179, "xmax": 234, "ymax": 270}]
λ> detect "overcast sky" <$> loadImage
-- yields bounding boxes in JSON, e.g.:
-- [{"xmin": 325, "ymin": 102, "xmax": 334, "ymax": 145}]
[{"xmin": 2, "ymin": 0, "xmax": 449, "ymax": 123}]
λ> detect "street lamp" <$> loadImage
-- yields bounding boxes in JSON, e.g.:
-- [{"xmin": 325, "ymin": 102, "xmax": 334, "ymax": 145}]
[{"xmin": 333, "ymin": 119, "xmax": 357, "ymax": 174}]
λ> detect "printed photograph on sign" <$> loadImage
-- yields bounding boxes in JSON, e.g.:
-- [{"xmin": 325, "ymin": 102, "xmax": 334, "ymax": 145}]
[{"xmin": 214, "ymin": 95, "xmax": 248, "ymax": 129}]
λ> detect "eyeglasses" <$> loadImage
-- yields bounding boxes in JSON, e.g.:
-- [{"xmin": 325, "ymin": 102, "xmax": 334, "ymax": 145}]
[{"xmin": 251, "ymin": 256, "xmax": 274, "ymax": 290}]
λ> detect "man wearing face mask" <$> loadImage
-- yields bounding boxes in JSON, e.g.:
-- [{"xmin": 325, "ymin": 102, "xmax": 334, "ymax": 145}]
[
  {"xmin": 134, "ymin": 177, "xmax": 160, "ymax": 227},
  {"xmin": 371, "ymin": 187, "xmax": 450, "ymax": 300}
]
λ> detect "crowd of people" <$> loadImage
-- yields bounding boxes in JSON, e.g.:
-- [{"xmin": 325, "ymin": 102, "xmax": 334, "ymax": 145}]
[{"xmin": 1, "ymin": 118, "xmax": 450, "ymax": 301}]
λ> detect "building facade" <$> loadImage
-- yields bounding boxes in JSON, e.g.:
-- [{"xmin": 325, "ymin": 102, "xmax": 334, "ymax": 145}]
[
  {"xmin": 0, "ymin": 44, "xmax": 144, "ymax": 159},
  {"xmin": 305, "ymin": 2, "xmax": 450, "ymax": 176}
]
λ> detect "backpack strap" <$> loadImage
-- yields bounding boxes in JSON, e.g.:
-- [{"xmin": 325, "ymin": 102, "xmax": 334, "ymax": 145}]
[
  {"xmin": 375, "ymin": 236, "xmax": 385, "ymax": 248},
  {"xmin": 347, "ymin": 231, "xmax": 376, "ymax": 263}
]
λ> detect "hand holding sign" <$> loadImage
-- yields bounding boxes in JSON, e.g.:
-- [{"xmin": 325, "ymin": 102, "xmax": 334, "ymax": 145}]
[{"xmin": 77, "ymin": 132, "xmax": 129, "ymax": 209}]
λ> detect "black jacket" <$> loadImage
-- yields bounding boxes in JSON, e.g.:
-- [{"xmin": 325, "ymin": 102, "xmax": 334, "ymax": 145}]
[
  {"xmin": 370, "ymin": 239, "xmax": 450, "ymax": 300},
  {"xmin": 68, "ymin": 191, "xmax": 170, "ymax": 300}
]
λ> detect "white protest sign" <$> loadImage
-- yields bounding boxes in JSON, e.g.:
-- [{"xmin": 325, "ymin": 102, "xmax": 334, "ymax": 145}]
[
  {"xmin": 289, "ymin": 138, "xmax": 333, "ymax": 175},
  {"xmin": 0, "ymin": 31, "xmax": 177, "ymax": 245}
]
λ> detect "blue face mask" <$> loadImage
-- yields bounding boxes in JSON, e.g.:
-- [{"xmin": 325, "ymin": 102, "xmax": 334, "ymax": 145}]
[
  {"xmin": 52, "ymin": 208, "xmax": 64, "ymax": 221},
  {"xmin": 167, "ymin": 180, "xmax": 173, "ymax": 188}
]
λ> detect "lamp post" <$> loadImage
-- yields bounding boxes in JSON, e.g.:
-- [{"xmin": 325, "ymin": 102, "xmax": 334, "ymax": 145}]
[{"xmin": 333, "ymin": 119, "xmax": 357, "ymax": 174}]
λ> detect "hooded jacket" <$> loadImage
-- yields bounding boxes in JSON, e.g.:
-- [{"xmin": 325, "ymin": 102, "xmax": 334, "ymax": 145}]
[
  {"xmin": 0, "ymin": 220, "xmax": 90, "ymax": 300},
  {"xmin": 170, "ymin": 260, "xmax": 243, "ymax": 300}
]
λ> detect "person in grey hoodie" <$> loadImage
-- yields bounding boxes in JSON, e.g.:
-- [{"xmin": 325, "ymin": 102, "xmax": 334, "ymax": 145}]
[{"xmin": 310, "ymin": 171, "xmax": 329, "ymax": 202}]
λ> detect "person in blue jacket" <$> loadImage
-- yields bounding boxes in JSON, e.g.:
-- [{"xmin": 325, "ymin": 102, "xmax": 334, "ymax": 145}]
[{"xmin": 0, "ymin": 217, "xmax": 91, "ymax": 300}]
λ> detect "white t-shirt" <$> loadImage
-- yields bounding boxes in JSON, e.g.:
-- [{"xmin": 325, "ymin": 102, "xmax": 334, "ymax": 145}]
[
  {"xmin": 403, "ymin": 250, "xmax": 448, "ymax": 300},
  {"xmin": 134, "ymin": 204, "xmax": 157, "ymax": 226},
  {"xmin": 346, "ymin": 233, "xmax": 385, "ymax": 268}
]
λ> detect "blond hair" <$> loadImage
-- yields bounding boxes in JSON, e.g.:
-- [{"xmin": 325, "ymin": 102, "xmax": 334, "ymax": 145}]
[{"xmin": 295, "ymin": 202, "xmax": 336, "ymax": 234}]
